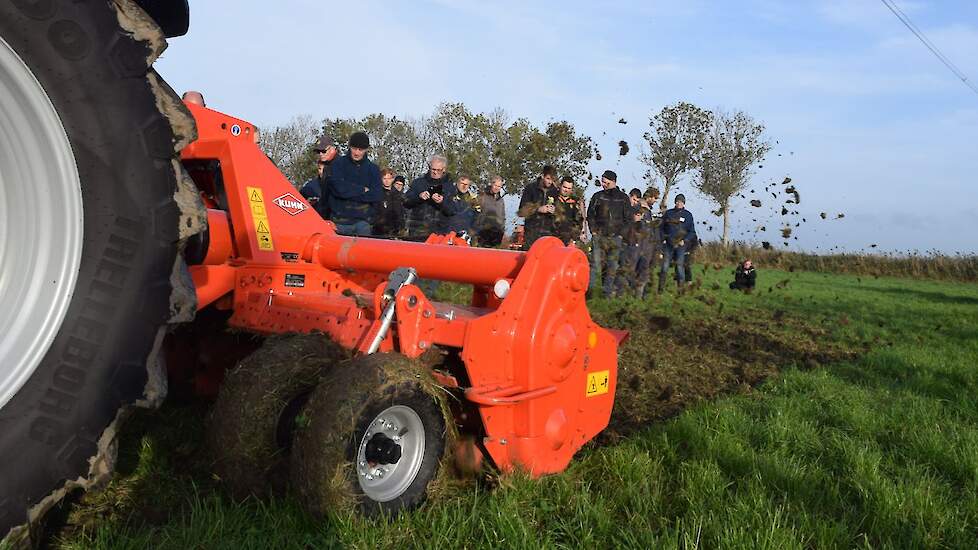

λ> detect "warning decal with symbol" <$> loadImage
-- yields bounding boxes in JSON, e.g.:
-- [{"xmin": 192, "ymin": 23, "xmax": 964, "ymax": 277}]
[
  {"xmin": 246, "ymin": 186, "xmax": 275, "ymax": 251},
  {"xmin": 585, "ymin": 370, "xmax": 610, "ymax": 398}
]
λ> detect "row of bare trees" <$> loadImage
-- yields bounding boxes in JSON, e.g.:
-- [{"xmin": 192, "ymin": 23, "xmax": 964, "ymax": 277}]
[
  {"xmin": 641, "ymin": 102, "xmax": 771, "ymax": 245},
  {"xmin": 259, "ymin": 101, "xmax": 772, "ymax": 246}
]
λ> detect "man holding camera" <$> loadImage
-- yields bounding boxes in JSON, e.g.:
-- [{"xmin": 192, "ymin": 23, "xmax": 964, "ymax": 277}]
[
  {"xmin": 405, "ymin": 154, "xmax": 455, "ymax": 241},
  {"xmin": 517, "ymin": 165, "xmax": 559, "ymax": 250}
]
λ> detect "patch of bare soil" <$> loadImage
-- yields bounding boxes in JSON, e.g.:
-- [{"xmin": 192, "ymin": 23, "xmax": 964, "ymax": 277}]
[{"xmin": 593, "ymin": 303, "xmax": 857, "ymax": 443}]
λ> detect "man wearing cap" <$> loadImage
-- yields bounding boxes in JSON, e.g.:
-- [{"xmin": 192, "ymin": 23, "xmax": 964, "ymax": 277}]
[
  {"xmin": 372, "ymin": 168, "xmax": 405, "ymax": 238},
  {"xmin": 659, "ymin": 193, "xmax": 697, "ymax": 293},
  {"xmin": 517, "ymin": 165, "xmax": 559, "ymax": 250},
  {"xmin": 586, "ymin": 170, "xmax": 630, "ymax": 298},
  {"xmin": 326, "ymin": 131, "xmax": 383, "ymax": 236},
  {"xmin": 301, "ymin": 135, "xmax": 337, "ymax": 220}
]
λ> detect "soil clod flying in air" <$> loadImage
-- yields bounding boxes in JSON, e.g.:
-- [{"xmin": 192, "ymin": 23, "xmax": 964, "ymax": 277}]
[
  {"xmin": 618, "ymin": 140, "xmax": 629, "ymax": 156},
  {"xmin": 750, "ymin": 199, "xmax": 762, "ymax": 207},
  {"xmin": 618, "ymin": 118, "xmax": 627, "ymax": 124}
]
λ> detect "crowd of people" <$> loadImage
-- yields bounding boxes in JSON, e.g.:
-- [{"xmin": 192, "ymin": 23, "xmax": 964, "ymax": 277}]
[
  {"xmin": 299, "ymin": 132, "xmax": 756, "ymax": 297},
  {"xmin": 300, "ymin": 133, "xmax": 507, "ymax": 247}
]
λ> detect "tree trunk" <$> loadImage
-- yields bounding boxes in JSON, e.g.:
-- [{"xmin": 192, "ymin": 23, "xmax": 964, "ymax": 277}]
[
  {"xmin": 659, "ymin": 176, "xmax": 674, "ymax": 210},
  {"xmin": 722, "ymin": 203, "xmax": 731, "ymax": 246}
]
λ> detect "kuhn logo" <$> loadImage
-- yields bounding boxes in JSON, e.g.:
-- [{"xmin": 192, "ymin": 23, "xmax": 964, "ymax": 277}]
[{"xmin": 273, "ymin": 193, "xmax": 308, "ymax": 216}]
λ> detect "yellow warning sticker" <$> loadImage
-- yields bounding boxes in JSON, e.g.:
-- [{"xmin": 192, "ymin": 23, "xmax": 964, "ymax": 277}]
[
  {"xmin": 247, "ymin": 186, "xmax": 274, "ymax": 251},
  {"xmin": 585, "ymin": 370, "xmax": 610, "ymax": 398}
]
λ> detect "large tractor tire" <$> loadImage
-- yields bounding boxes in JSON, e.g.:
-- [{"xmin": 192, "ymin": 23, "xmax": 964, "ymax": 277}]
[
  {"xmin": 206, "ymin": 334, "xmax": 350, "ymax": 499},
  {"xmin": 0, "ymin": 0, "xmax": 201, "ymax": 542},
  {"xmin": 291, "ymin": 353, "xmax": 454, "ymax": 517}
]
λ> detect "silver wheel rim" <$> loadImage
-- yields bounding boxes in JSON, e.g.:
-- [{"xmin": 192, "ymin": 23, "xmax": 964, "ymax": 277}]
[
  {"xmin": 0, "ymin": 36, "xmax": 84, "ymax": 409},
  {"xmin": 356, "ymin": 405, "xmax": 427, "ymax": 502}
]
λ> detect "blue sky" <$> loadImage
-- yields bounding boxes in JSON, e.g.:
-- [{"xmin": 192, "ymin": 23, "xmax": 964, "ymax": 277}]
[{"xmin": 156, "ymin": 1, "xmax": 978, "ymax": 253}]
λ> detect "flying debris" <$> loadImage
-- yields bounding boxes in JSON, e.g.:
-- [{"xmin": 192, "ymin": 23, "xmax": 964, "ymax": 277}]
[
  {"xmin": 762, "ymin": 241, "xmax": 772, "ymax": 250},
  {"xmin": 820, "ymin": 212, "xmax": 827, "ymax": 219},
  {"xmin": 781, "ymin": 207, "xmax": 788, "ymax": 216},
  {"xmin": 595, "ymin": 152, "xmax": 602, "ymax": 161},
  {"xmin": 618, "ymin": 140, "xmax": 629, "ymax": 156},
  {"xmin": 836, "ymin": 213, "xmax": 845, "ymax": 219},
  {"xmin": 785, "ymin": 185, "xmax": 801, "ymax": 204},
  {"xmin": 781, "ymin": 227, "xmax": 792, "ymax": 239},
  {"xmin": 618, "ymin": 118, "xmax": 627, "ymax": 124},
  {"xmin": 781, "ymin": 176, "xmax": 792, "ymax": 185}
]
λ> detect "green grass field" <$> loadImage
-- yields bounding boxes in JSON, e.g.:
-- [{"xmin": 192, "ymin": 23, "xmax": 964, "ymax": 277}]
[{"xmin": 49, "ymin": 266, "xmax": 978, "ymax": 549}]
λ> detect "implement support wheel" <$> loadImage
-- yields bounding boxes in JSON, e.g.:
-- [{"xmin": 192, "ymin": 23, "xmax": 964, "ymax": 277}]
[
  {"xmin": 291, "ymin": 353, "xmax": 452, "ymax": 517},
  {"xmin": 206, "ymin": 334, "xmax": 349, "ymax": 498}
]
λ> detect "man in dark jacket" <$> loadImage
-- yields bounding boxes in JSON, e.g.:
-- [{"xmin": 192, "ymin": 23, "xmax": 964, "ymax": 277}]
[
  {"xmin": 658, "ymin": 193, "xmax": 697, "ymax": 293},
  {"xmin": 326, "ymin": 131, "xmax": 383, "ymax": 236},
  {"xmin": 553, "ymin": 177, "xmax": 584, "ymax": 245},
  {"xmin": 300, "ymin": 135, "xmax": 337, "ymax": 220},
  {"xmin": 586, "ymin": 170, "xmax": 630, "ymax": 298},
  {"xmin": 730, "ymin": 260, "xmax": 757, "ymax": 291},
  {"xmin": 475, "ymin": 176, "xmax": 506, "ymax": 247},
  {"xmin": 404, "ymin": 155, "xmax": 454, "ymax": 240},
  {"xmin": 517, "ymin": 165, "xmax": 559, "ymax": 249},
  {"xmin": 615, "ymin": 188, "xmax": 646, "ymax": 295},
  {"xmin": 633, "ymin": 187, "xmax": 663, "ymax": 298},
  {"xmin": 441, "ymin": 175, "xmax": 479, "ymax": 238},
  {"xmin": 372, "ymin": 168, "xmax": 405, "ymax": 238}
]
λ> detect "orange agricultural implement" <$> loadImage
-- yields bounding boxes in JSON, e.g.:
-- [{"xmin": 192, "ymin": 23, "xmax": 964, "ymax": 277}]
[{"xmin": 181, "ymin": 102, "xmax": 622, "ymax": 480}]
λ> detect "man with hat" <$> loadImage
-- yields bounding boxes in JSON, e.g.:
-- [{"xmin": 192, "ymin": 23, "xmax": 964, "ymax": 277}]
[
  {"xmin": 326, "ymin": 131, "xmax": 383, "ymax": 236},
  {"xmin": 659, "ymin": 193, "xmax": 697, "ymax": 293},
  {"xmin": 393, "ymin": 175, "xmax": 406, "ymax": 194},
  {"xmin": 586, "ymin": 170, "xmax": 630, "ymax": 298},
  {"xmin": 301, "ymin": 135, "xmax": 338, "ymax": 219}
]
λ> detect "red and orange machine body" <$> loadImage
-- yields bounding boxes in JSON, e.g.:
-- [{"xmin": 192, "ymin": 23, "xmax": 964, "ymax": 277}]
[{"xmin": 180, "ymin": 103, "xmax": 622, "ymax": 476}]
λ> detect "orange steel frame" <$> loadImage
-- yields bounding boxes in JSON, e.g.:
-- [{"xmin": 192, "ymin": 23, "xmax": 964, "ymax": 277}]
[{"xmin": 181, "ymin": 102, "xmax": 622, "ymax": 476}]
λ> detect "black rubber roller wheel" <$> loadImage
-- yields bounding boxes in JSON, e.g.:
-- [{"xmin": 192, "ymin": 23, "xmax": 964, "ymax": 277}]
[
  {"xmin": 0, "ymin": 1, "xmax": 199, "ymax": 542},
  {"xmin": 291, "ymin": 353, "xmax": 453, "ymax": 517},
  {"xmin": 206, "ymin": 334, "xmax": 350, "ymax": 499}
]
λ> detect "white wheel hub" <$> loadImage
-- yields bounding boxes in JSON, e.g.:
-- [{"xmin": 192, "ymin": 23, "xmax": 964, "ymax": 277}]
[
  {"xmin": 0, "ymin": 36, "xmax": 84, "ymax": 408},
  {"xmin": 356, "ymin": 405, "xmax": 427, "ymax": 502}
]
